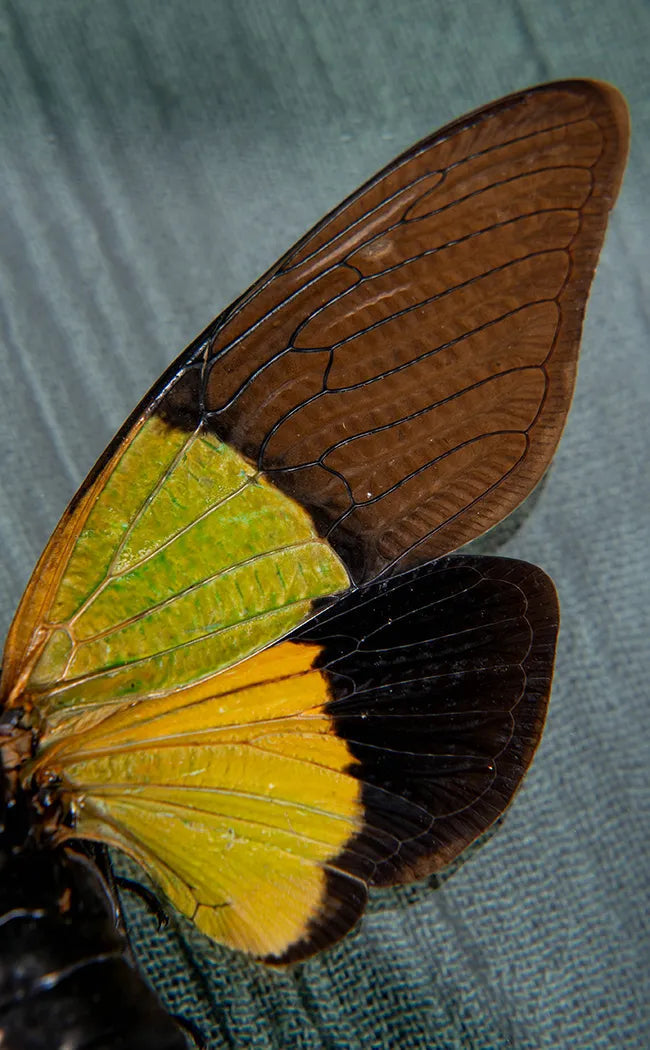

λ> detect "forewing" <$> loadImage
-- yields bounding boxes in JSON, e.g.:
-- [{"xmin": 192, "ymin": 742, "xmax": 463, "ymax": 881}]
[
  {"xmin": 202, "ymin": 79, "xmax": 628, "ymax": 581},
  {"xmin": 1, "ymin": 80, "xmax": 627, "ymax": 720},
  {"xmin": 35, "ymin": 556, "xmax": 557, "ymax": 963}
]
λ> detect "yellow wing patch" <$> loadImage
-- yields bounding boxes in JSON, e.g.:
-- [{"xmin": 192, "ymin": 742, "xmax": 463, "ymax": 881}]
[{"xmin": 29, "ymin": 642, "xmax": 362, "ymax": 960}]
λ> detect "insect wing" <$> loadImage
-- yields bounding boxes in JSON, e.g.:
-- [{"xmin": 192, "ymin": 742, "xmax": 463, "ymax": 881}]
[{"xmin": 0, "ymin": 80, "xmax": 629, "ymax": 963}]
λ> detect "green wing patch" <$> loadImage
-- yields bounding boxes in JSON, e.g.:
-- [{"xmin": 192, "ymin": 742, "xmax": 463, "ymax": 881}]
[{"xmin": 24, "ymin": 414, "xmax": 348, "ymax": 730}]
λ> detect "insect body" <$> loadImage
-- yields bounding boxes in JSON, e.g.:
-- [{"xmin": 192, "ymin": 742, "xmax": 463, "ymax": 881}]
[{"xmin": 0, "ymin": 81, "xmax": 629, "ymax": 1048}]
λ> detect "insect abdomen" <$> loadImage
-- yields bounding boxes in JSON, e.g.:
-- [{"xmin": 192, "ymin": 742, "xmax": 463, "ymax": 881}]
[{"xmin": 0, "ymin": 839, "xmax": 187, "ymax": 1050}]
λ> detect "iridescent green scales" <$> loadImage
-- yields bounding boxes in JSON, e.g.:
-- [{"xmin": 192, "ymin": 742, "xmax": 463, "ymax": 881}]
[{"xmin": 29, "ymin": 415, "xmax": 349, "ymax": 725}]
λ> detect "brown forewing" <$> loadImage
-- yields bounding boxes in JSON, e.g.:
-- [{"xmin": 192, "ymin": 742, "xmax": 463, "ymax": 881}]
[
  {"xmin": 1, "ymin": 80, "xmax": 629, "ymax": 704},
  {"xmin": 203, "ymin": 80, "xmax": 628, "ymax": 583}
]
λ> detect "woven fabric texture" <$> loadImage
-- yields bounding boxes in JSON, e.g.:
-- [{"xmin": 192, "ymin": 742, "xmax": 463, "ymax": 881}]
[{"xmin": 1, "ymin": 2, "xmax": 648, "ymax": 1047}]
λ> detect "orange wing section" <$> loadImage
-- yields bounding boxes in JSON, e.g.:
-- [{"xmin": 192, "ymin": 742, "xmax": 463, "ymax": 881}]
[{"xmin": 28, "ymin": 641, "xmax": 364, "ymax": 961}]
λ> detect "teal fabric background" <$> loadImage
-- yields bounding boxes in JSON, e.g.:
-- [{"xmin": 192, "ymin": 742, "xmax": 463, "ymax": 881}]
[{"xmin": 0, "ymin": 2, "xmax": 648, "ymax": 1047}]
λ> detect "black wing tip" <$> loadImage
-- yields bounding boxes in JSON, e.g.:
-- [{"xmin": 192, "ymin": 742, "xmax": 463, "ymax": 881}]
[{"xmin": 298, "ymin": 556, "xmax": 559, "ymax": 891}]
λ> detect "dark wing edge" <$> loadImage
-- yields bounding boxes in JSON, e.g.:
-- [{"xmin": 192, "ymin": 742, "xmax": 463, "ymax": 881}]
[
  {"xmin": 203, "ymin": 79, "xmax": 627, "ymax": 347},
  {"xmin": 269, "ymin": 554, "xmax": 558, "ymax": 964}
]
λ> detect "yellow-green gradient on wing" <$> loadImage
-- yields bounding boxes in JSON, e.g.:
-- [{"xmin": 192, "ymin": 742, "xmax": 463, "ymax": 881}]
[
  {"xmin": 28, "ymin": 641, "xmax": 363, "ymax": 960},
  {"xmin": 3, "ymin": 412, "xmax": 349, "ymax": 734},
  {"xmin": 22, "ymin": 556, "xmax": 561, "ymax": 965},
  {"xmin": 0, "ymin": 82, "xmax": 628, "ymax": 973}
]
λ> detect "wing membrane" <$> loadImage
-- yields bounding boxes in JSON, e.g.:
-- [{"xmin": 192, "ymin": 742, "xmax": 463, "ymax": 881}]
[
  {"xmin": 3, "ymin": 414, "xmax": 348, "ymax": 727},
  {"xmin": 198, "ymin": 80, "xmax": 627, "ymax": 581},
  {"xmin": 1, "ymin": 81, "xmax": 627, "ymax": 715},
  {"xmin": 34, "ymin": 556, "xmax": 557, "ymax": 962},
  {"xmin": 0, "ymin": 81, "xmax": 628, "ymax": 963}
]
